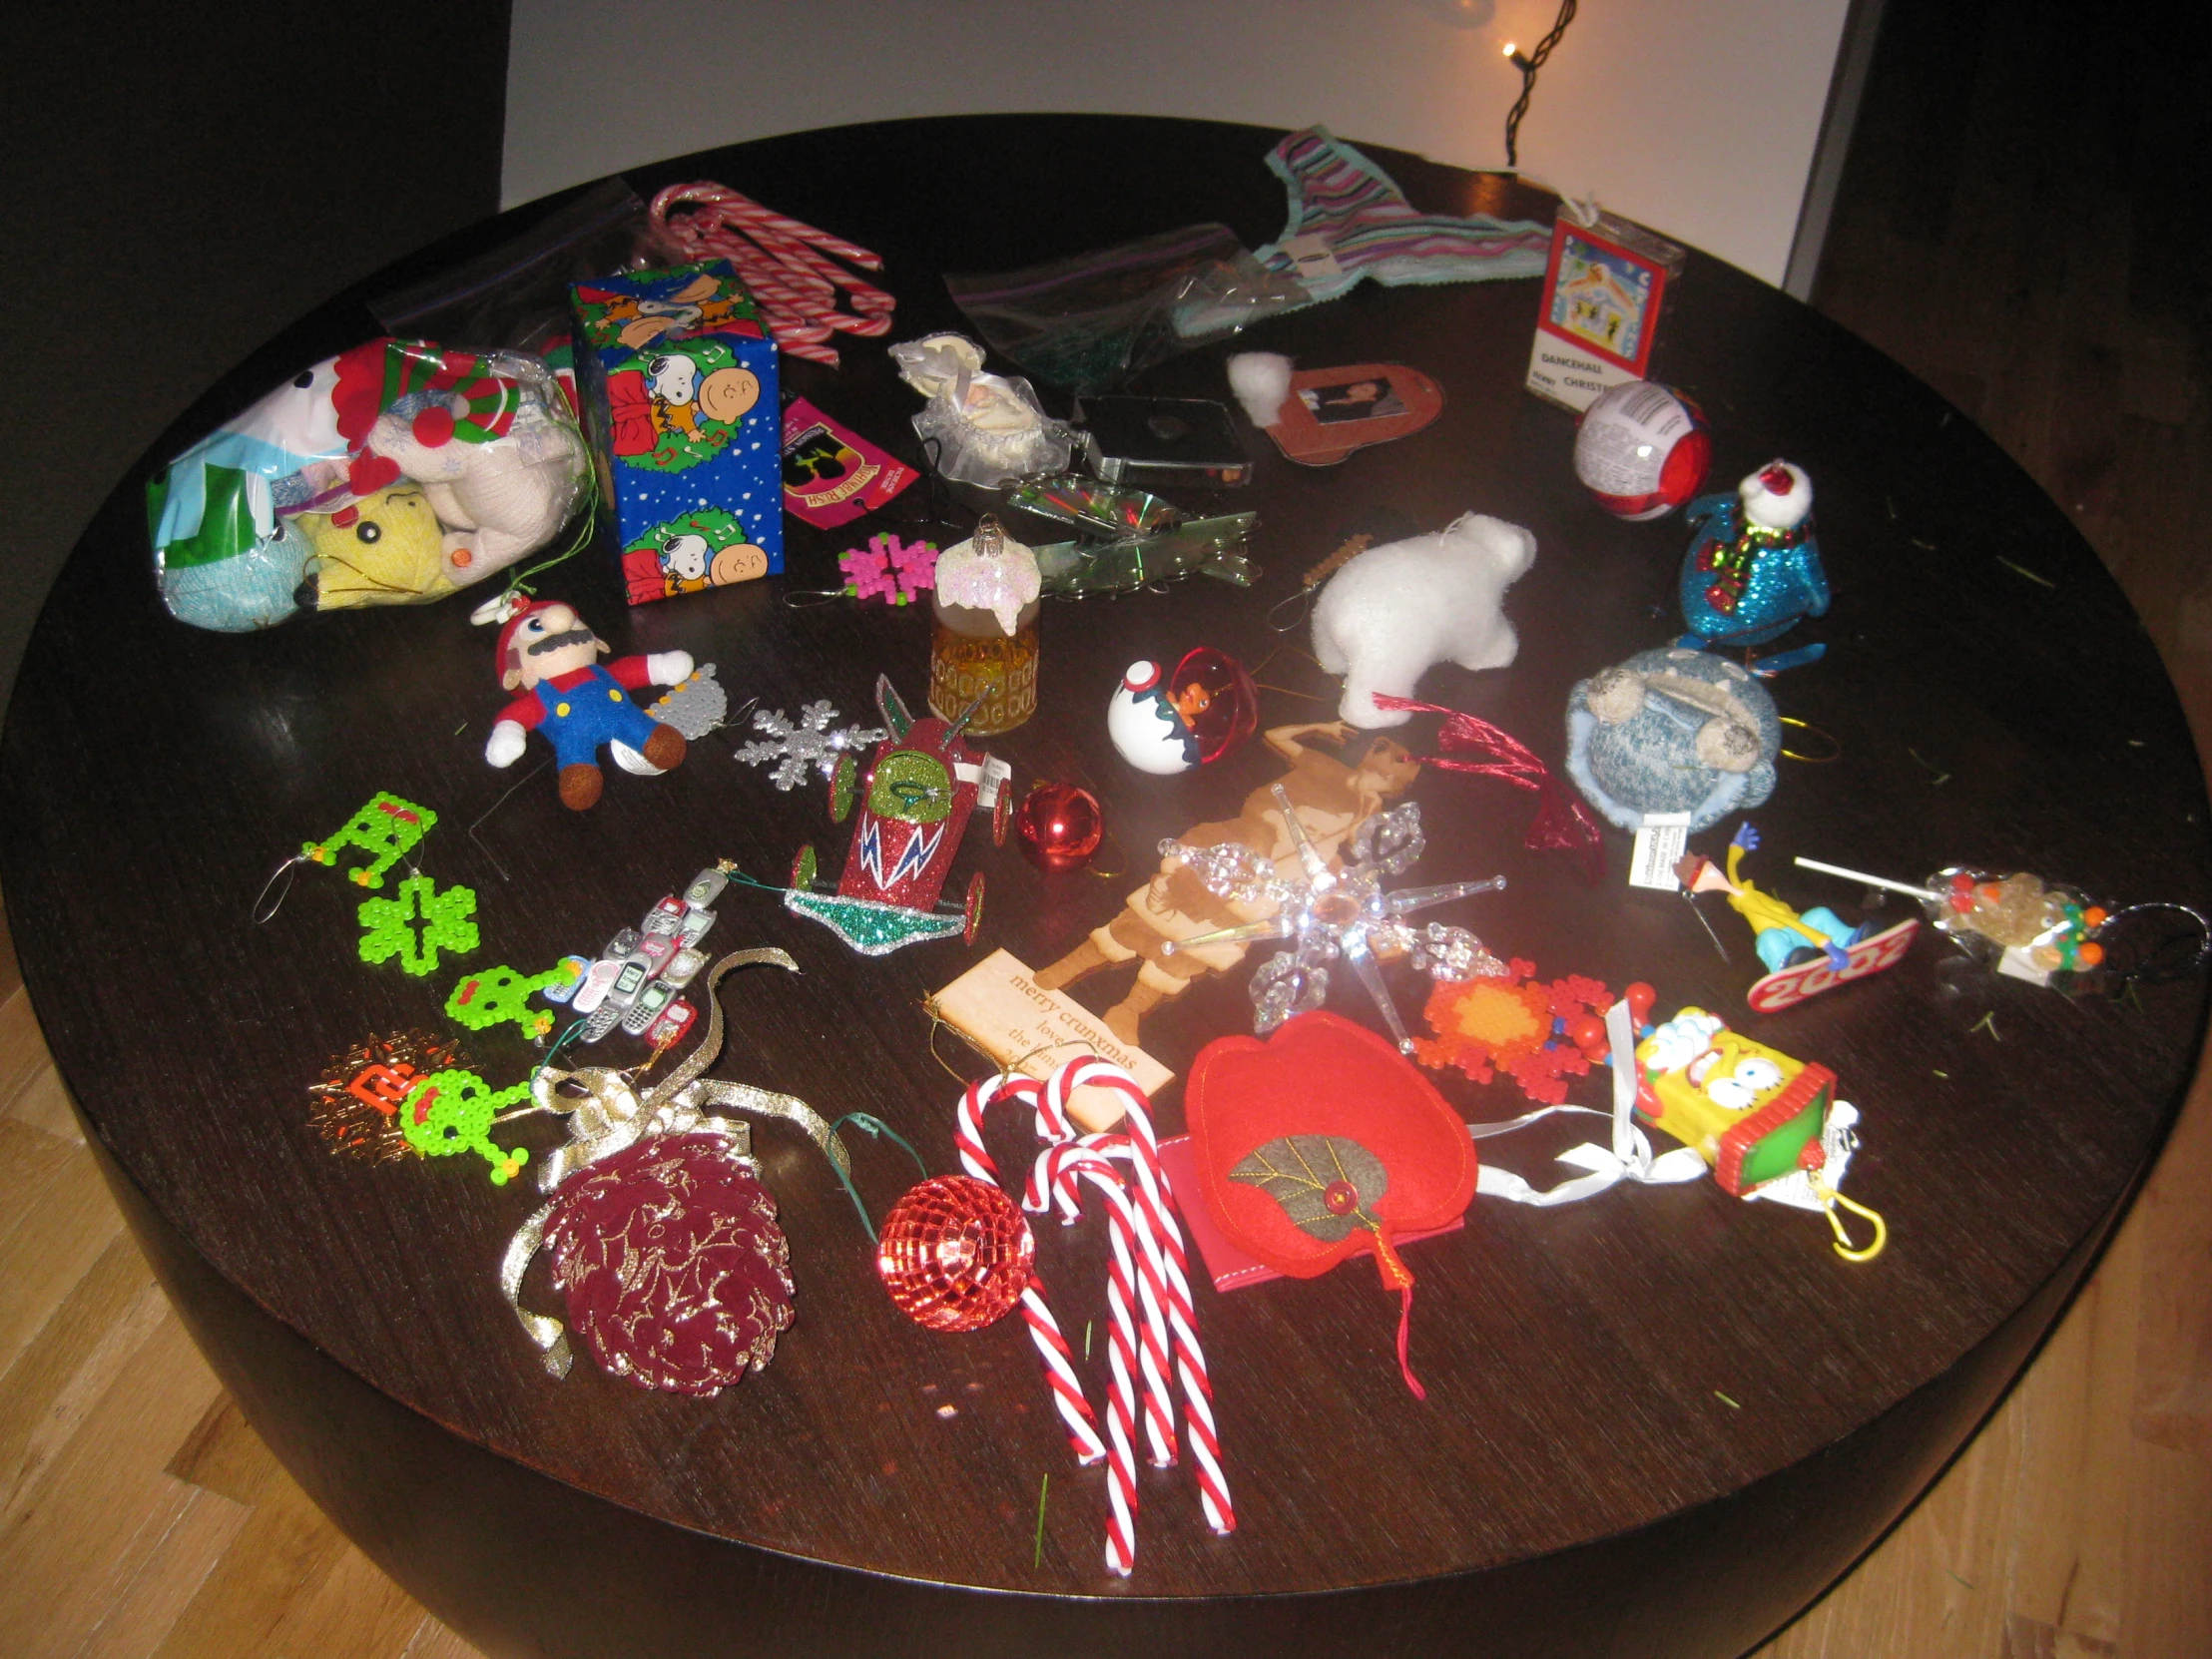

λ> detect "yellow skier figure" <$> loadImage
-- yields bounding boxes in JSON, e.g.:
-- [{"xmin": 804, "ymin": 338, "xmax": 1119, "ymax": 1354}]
[{"xmin": 1676, "ymin": 824, "xmax": 1862, "ymax": 974}]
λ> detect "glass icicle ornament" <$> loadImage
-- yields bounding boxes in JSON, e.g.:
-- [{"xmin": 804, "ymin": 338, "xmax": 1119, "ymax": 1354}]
[{"xmin": 1159, "ymin": 786, "xmax": 1505, "ymax": 1051}]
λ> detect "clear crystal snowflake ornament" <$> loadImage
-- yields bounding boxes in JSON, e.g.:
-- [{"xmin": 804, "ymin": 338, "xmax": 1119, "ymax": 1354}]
[
  {"xmin": 1160, "ymin": 786, "xmax": 1506, "ymax": 1052},
  {"xmin": 734, "ymin": 701, "xmax": 886, "ymax": 791}
]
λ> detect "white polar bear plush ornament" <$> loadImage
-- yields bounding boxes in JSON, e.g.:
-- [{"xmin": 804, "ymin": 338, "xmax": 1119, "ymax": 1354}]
[{"xmin": 1311, "ymin": 512, "xmax": 1536, "ymax": 727}]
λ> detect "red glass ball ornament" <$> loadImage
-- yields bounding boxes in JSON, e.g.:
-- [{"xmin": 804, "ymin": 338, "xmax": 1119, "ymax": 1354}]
[
  {"xmin": 876, "ymin": 1175, "xmax": 1036, "ymax": 1332},
  {"xmin": 1015, "ymin": 783, "xmax": 1103, "ymax": 872}
]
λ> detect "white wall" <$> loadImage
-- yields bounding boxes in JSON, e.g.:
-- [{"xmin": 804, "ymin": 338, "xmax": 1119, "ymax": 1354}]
[{"xmin": 503, "ymin": 0, "xmax": 1851, "ymax": 286}]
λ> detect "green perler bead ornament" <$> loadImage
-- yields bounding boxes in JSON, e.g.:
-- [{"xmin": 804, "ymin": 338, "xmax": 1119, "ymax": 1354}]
[
  {"xmin": 357, "ymin": 874, "xmax": 480, "ymax": 976},
  {"xmin": 303, "ymin": 793, "xmax": 438, "ymax": 889},
  {"xmin": 446, "ymin": 964, "xmax": 561, "ymax": 1040},
  {"xmin": 397, "ymin": 1068, "xmax": 531, "ymax": 1184}
]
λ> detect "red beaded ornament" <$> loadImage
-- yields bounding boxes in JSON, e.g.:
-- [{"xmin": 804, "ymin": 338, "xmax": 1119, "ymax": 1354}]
[
  {"xmin": 542, "ymin": 1131, "xmax": 795, "ymax": 1395},
  {"xmin": 876, "ymin": 1174, "xmax": 1036, "ymax": 1332}
]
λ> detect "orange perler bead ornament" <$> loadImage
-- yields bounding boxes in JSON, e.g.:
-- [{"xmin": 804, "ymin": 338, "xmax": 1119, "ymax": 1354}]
[{"xmin": 1413, "ymin": 959, "xmax": 1615, "ymax": 1104}]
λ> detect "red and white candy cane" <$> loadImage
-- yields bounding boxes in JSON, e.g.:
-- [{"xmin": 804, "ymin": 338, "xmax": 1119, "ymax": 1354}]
[
  {"xmin": 1034, "ymin": 1142, "xmax": 1151, "ymax": 1575},
  {"xmin": 650, "ymin": 181, "xmax": 896, "ymax": 367},
  {"xmin": 1030, "ymin": 1060, "xmax": 1235, "ymax": 1538},
  {"xmin": 954, "ymin": 1076, "xmax": 1104, "ymax": 1464},
  {"xmin": 1027, "ymin": 1138, "xmax": 1178, "ymax": 1471}
]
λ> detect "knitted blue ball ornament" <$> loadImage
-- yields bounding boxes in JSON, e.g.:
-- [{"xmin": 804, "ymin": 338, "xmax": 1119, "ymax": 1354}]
[{"xmin": 1565, "ymin": 647, "xmax": 1780, "ymax": 833}]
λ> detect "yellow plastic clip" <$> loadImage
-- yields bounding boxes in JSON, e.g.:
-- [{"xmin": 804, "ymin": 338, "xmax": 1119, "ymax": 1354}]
[{"xmin": 1815, "ymin": 1179, "xmax": 1888, "ymax": 1263}]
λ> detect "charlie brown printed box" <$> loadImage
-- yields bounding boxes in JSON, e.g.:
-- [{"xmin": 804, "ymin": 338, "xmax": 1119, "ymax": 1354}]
[{"xmin": 570, "ymin": 261, "xmax": 783, "ymax": 605}]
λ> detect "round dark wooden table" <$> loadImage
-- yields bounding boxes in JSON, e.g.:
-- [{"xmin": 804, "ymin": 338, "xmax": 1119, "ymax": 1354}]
[{"xmin": 5, "ymin": 117, "xmax": 2206, "ymax": 1659}]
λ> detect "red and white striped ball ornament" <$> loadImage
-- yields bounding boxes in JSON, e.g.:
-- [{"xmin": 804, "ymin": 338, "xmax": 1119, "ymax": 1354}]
[{"xmin": 1574, "ymin": 380, "xmax": 1712, "ymax": 521}]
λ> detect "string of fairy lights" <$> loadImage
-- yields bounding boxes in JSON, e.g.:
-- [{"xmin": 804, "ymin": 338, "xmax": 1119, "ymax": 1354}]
[{"xmin": 1501, "ymin": 0, "xmax": 1579, "ymax": 170}]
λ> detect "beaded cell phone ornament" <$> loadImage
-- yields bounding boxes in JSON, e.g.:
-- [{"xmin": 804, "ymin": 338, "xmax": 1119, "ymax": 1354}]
[{"xmin": 535, "ymin": 865, "xmax": 735, "ymax": 1050}]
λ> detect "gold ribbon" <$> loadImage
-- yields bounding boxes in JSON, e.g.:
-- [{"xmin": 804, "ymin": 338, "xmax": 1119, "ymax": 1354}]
[{"xmin": 499, "ymin": 1202, "xmax": 572, "ymax": 1379}]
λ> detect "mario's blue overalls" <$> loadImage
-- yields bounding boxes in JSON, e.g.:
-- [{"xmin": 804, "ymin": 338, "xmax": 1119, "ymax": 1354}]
[{"xmin": 532, "ymin": 666, "xmax": 663, "ymax": 770}]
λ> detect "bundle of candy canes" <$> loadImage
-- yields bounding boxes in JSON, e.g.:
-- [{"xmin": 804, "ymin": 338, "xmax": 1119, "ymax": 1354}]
[
  {"xmin": 651, "ymin": 182, "xmax": 896, "ymax": 366},
  {"xmin": 953, "ymin": 1057, "xmax": 1233, "ymax": 1576}
]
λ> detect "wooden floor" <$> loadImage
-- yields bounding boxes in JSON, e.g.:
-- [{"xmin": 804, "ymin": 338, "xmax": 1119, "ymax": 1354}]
[{"xmin": 4, "ymin": 10, "xmax": 2209, "ymax": 1656}]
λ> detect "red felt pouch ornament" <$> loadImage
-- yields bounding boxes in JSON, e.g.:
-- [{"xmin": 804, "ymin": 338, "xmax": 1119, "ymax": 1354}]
[{"xmin": 1186, "ymin": 1010, "xmax": 1476, "ymax": 1396}]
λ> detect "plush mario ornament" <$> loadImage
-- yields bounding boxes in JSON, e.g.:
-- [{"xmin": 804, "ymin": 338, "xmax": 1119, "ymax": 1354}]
[{"xmin": 485, "ymin": 599, "xmax": 693, "ymax": 810}]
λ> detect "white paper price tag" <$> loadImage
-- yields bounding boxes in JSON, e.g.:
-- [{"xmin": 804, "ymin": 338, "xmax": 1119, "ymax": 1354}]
[{"xmin": 1628, "ymin": 813, "xmax": 1692, "ymax": 889}]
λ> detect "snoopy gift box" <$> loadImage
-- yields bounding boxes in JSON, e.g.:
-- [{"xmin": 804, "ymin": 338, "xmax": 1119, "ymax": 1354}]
[{"xmin": 570, "ymin": 262, "xmax": 783, "ymax": 606}]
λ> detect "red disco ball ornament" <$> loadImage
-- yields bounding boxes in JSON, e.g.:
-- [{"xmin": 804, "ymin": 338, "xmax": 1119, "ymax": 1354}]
[
  {"xmin": 877, "ymin": 1175, "xmax": 1036, "ymax": 1332},
  {"xmin": 1574, "ymin": 380, "xmax": 1712, "ymax": 521}
]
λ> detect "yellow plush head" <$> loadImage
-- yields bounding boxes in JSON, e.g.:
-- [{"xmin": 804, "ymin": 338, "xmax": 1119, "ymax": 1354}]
[{"xmin": 300, "ymin": 486, "xmax": 456, "ymax": 610}]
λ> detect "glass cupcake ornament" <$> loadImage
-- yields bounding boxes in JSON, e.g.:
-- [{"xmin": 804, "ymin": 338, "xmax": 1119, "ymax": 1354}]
[{"xmin": 928, "ymin": 514, "xmax": 1041, "ymax": 736}]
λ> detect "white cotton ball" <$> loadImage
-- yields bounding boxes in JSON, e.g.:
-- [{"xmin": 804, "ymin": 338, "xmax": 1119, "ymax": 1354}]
[{"xmin": 1227, "ymin": 352, "xmax": 1295, "ymax": 429}]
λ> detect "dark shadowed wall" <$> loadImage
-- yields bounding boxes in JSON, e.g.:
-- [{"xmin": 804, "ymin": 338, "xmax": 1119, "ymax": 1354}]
[{"xmin": 0, "ymin": 4, "xmax": 513, "ymax": 720}]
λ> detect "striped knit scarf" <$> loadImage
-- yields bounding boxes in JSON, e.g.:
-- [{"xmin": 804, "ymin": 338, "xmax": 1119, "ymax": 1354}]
[{"xmin": 1253, "ymin": 127, "xmax": 1551, "ymax": 303}]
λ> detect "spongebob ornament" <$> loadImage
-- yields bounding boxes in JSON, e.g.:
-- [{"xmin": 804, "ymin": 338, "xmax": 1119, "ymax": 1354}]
[{"xmin": 1633, "ymin": 1007, "xmax": 1885, "ymax": 1260}]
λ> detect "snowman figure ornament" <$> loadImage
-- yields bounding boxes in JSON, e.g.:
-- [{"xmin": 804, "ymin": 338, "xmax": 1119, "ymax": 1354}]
[{"xmin": 1678, "ymin": 460, "xmax": 1830, "ymax": 665}]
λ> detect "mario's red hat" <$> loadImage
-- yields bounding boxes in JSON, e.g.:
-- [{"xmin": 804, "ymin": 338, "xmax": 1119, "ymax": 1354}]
[{"xmin": 495, "ymin": 599, "xmax": 567, "ymax": 684}]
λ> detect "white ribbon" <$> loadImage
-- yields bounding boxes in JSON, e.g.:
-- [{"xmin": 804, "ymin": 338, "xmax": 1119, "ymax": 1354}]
[{"xmin": 1468, "ymin": 1000, "xmax": 1710, "ymax": 1207}]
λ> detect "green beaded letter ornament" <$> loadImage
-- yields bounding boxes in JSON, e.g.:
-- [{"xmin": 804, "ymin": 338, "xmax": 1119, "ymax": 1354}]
[
  {"xmin": 303, "ymin": 793, "xmax": 438, "ymax": 888},
  {"xmin": 446, "ymin": 964, "xmax": 562, "ymax": 1039},
  {"xmin": 397, "ymin": 1068, "xmax": 531, "ymax": 1184},
  {"xmin": 357, "ymin": 874, "xmax": 480, "ymax": 976}
]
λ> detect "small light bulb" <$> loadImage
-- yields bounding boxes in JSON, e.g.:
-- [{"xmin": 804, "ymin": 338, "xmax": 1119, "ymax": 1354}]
[{"xmin": 1501, "ymin": 40, "xmax": 1518, "ymax": 56}]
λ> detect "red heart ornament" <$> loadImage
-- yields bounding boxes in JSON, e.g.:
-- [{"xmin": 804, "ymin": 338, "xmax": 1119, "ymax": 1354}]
[
  {"xmin": 1188, "ymin": 1011, "xmax": 1476, "ymax": 1280},
  {"xmin": 1187, "ymin": 1011, "xmax": 1476, "ymax": 1396}
]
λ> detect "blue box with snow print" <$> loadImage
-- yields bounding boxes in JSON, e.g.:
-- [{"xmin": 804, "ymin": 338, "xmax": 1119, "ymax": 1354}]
[{"xmin": 569, "ymin": 261, "xmax": 783, "ymax": 606}]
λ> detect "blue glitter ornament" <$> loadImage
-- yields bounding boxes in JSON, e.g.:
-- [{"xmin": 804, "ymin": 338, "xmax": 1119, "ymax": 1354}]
[{"xmin": 1678, "ymin": 461, "xmax": 1829, "ymax": 651}]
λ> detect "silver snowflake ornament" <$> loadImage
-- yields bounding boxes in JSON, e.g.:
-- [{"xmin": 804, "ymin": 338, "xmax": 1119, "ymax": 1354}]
[
  {"xmin": 1159, "ymin": 786, "xmax": 1505, "ymax": 1053},
  {"xmin": 735, "ymin": 701, "xmax": 885, "ymax": 791}
]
